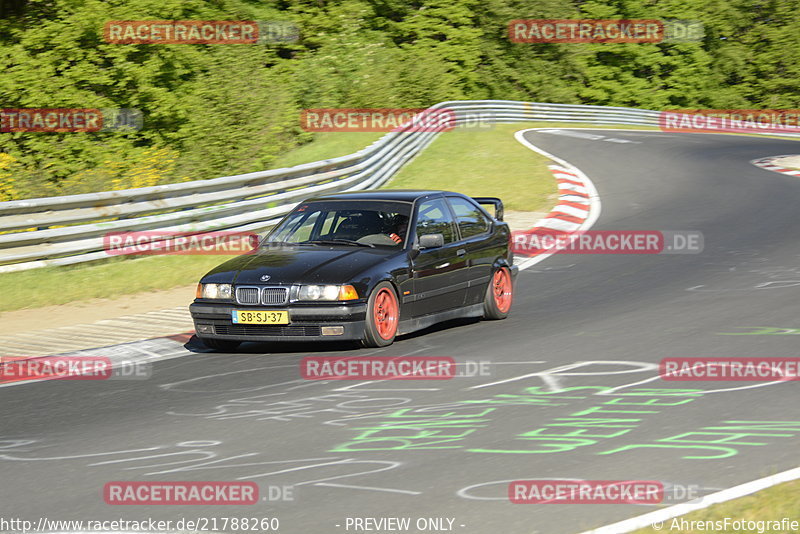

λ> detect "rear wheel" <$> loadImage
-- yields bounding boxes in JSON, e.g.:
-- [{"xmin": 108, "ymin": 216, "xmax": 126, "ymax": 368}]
[
  {"xmin": 199, "ymin": 337, "xmax": 242, "ymax": 352},
  {"xmin": 362, "ymin": 282, "xmax": 400, "ymax": 348},
  {"xmin": 483, "ymin": 267, "xmax": 513, "ymax": 320}
]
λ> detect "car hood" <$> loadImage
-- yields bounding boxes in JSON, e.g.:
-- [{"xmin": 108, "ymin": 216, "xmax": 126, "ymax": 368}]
[{"xmin": 202, "ymin": 245, "xmax": 398, "ymax": 285}]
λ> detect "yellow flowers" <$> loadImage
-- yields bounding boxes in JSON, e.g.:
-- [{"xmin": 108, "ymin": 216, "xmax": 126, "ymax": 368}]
[
  {"xmin": 127, "ymin": 147, "xmax": 177, "ymax": 189},
  {"xmin": 0, "ymin": 146, "xmax": 182, "ymax": 202},
  {"xmin": 0, "ymin": 153, "xmax": 21, "ymax": 201}
]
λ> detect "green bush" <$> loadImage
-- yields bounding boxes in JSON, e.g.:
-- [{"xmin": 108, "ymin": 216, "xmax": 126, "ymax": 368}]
[{"xmin": 1, "ymin": 0, "xmax": 799, "ymax": 201}]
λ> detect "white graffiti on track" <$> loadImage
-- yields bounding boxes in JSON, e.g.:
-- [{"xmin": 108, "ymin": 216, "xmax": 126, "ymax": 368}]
[
  {"xmin": 168, "ymin": 392, "xmax": 416, "ymax": 422},
  {"xmin": 161, "ymin": 360, "xmax": 791, "ymax": 428},
  {"xmin": 0, "ymin": 439, "xmax": 419, "ymax": 495},
  {"xmin": 687, "ymin": 262, "xmax": 800, "ymax": 292}
]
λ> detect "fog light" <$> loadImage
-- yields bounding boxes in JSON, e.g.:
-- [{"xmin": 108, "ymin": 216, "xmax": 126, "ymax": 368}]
[
  {"xmin": 321, "ymin": 326, "xmax": 345, "ymax": 336},
  {"xmin": 196, "ymin": 324, "xmax": 214, "ymax": 334}
]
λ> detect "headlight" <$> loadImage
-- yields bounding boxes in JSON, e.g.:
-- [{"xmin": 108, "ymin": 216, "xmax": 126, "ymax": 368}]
[
  {"xmin": 297, "ymin": 284, "xmax": 358, "ymax": 301},
  {"xmin": 198, "ymin": 283, "xmax": 233, "ymax": 300}
]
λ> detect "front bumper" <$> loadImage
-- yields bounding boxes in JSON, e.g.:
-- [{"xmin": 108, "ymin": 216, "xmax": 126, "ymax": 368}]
[{"xmin": 189, "ymin": 301, "xmax": 367, "ymax": 342}]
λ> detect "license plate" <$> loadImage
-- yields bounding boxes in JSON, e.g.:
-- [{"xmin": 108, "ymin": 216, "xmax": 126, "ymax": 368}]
[{"xmin": 232, "ymin": 310, "xmax": 289, "ymax": 325}]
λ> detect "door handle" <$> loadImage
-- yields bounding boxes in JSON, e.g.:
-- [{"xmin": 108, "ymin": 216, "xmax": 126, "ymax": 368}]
[{"xmin": 457, "ymin": 249, "xmax": 466, "ymax": 257}]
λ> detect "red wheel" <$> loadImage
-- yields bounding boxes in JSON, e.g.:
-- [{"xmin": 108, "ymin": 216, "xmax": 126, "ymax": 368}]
[
  {"xmin": 374, "ymin": 287, "xmax": 399, "ymax": 340},
  {"xmin": 483, "ymin": 267, "xmax": 513, "ymax": 319},
  {"xmin": 363, "ymin": 282, "xmax": 400, "ymax": 347},
  {"xmin": 492, "ymin": 268, "xmax": 512, "ymax": 313}
]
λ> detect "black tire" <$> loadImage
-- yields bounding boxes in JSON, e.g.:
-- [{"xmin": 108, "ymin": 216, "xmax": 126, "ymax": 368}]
[
  {"xmin": 199, "ymin": 337, "xmax": 242, "ymax": 352},
  {"xmin": 362, "ymin": 282, "xmax": 400, "ymax": 348},
  {"xmin": 483, "ymin": 267, "xmax": 513, "ymax": 320}
]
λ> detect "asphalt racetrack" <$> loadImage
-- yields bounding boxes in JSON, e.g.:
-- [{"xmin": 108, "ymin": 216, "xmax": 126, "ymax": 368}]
[{"xmin": 2, "ymin": 129, "xmax": 799, "ymax": 534}]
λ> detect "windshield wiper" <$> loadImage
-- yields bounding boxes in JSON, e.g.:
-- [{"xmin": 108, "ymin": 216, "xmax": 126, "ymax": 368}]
[{"xmin": 303, "ymin": 239, "xmax": 375, "ymax": 248}]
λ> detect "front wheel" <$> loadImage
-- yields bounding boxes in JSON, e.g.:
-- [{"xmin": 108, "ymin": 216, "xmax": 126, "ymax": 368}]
[
  {"xmin": 362, "ymin": 282, "xmax": 400, "ymax": 348},
  {"xmin": 483, "ymin": 267, "xmax": 513, "ymax": 320},
  {"xmin": 198, "ymin": 337, "xmax": 242, "ymax": 352}
]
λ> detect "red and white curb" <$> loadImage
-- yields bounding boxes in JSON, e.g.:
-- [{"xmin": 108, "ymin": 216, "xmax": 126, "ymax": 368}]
[
  {"xmin": 512, "ymin": 128, "xmax": 602, "ymax": 271},
  {"xmin": 751, "ymin": 155, "xmax": 800, "ymax": 176},
  {"xmin": 0, "ymin": 334, "xmax": 193, "ymax": 388},
  {"xmin": 0, "ymin": 306, "xmax": 194, "ymax": 358},
  {"xmin": 0, "ymin": 306, "xmax": 195, "ymax": 388}
]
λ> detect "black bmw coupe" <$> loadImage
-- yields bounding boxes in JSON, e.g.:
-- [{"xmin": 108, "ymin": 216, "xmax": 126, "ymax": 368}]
[{"xmin": 190, "ymin": 190, "xmax": 517, "ymax": 350}]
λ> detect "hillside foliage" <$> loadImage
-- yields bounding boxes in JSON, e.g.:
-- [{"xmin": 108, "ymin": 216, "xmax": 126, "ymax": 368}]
[{"xmin": 1, "ymin": 0, "xmax": 798, "ymax": 200}]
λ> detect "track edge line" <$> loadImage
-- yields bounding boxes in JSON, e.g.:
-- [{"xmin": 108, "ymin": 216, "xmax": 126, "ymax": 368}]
[{"xmin": 576, "ymin": 466, "xmax": 800, "ymax": 534}]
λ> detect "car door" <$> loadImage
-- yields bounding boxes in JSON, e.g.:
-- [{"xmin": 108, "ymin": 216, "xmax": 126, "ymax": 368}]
[
  {"xmin": 408, "ymin": 196, "xmax": 469, "ymax": 316},
  {"xmin": 445, "ymin": 195, "xmax": 496, "ymax": 306}
]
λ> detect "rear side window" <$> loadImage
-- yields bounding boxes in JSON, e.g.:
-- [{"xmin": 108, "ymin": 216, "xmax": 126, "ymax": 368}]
[
  {"xmin": 415, "ymin": 197, "xmax": 457, "ymax": 244},
  {"xmin": 447, "ymin": 196, "xmax": 491, "ymax": 239}
]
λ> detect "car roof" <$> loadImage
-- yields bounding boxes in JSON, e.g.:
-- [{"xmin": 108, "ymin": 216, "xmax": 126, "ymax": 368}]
[{"xmin": 305, "ymin": 190, "xmax": 459, "ymax": 203}]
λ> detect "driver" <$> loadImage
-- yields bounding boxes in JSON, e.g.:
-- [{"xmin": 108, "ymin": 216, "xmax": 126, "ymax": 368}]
[{"xmin": 387, "ymin": 214, "xmax": 408, "ymax": 244}]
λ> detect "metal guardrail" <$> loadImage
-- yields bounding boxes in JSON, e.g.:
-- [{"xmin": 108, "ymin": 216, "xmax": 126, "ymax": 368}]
[{"xmin": 1, "ymin": 101, "xmax": 794, "ymax": 272}]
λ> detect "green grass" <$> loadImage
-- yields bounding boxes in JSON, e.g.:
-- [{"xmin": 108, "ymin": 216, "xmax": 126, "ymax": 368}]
[
  {"xmin": 0, "ymin": 254, "xmax": 226, "ymax": 312},
  {"xmin": 269, "ymin": 132, "xmax": 384, "ymax": 169},
  {"xmin": 382, "ymin": 122, "xmax": 659, "ymax": 212},
  {"xmin": 633, "ymin": 479, "xmax": 800, "ymax": 533},
  {"xmin": 383, "ymin": 123, "xmax": 557, "ymax": 212}
]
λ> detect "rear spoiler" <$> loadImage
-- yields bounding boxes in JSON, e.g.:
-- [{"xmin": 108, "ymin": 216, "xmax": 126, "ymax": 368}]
[{"xmin": 472, "ymin": 197, "xmax": 504, "ymax": 221}]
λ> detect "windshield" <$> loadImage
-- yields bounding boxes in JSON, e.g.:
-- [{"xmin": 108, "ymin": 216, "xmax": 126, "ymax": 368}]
[{"xmin": 266, "ymin": 200, "xmax": 412, "ymax": 248}]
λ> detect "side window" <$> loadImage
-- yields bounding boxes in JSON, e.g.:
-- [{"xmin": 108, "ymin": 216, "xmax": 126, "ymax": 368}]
[
  {"xmin": 415, "ymin": 198, "xmax": 456, "ymax": 244},
  {"xmin": 447, "ymin": 196, "xmax": 491, "ymax": 239}
]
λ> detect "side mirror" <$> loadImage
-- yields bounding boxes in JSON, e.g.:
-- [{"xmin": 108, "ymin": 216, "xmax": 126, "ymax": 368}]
[{"xmin": 418, "ymin": 233, "xmax": 444, "ymax": 249}]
